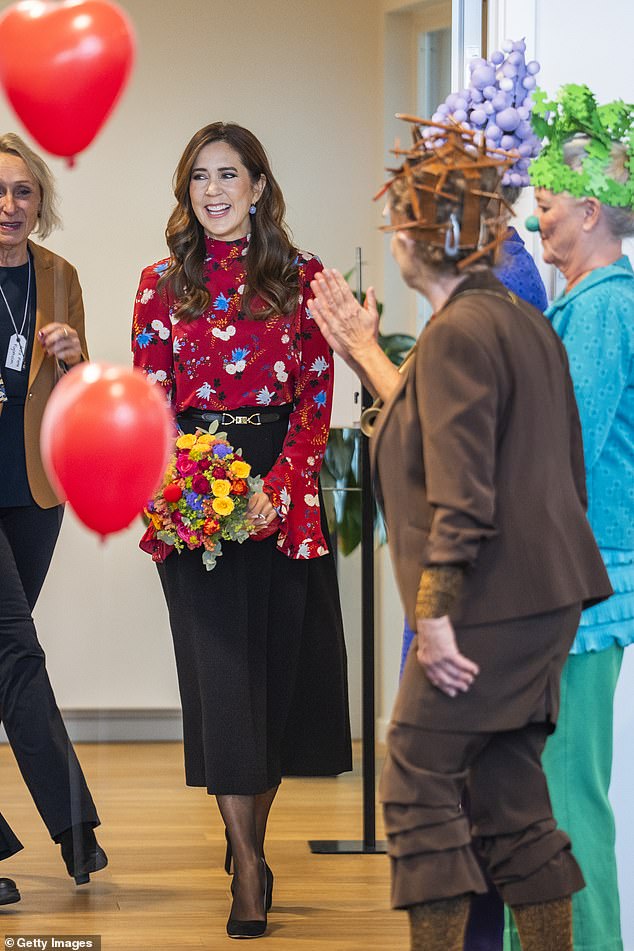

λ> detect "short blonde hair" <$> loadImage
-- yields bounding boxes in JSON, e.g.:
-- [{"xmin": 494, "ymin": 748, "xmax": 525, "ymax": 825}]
[{"xmin": 0, "ymin": 133, "xmax": 61, "ymax": 239}]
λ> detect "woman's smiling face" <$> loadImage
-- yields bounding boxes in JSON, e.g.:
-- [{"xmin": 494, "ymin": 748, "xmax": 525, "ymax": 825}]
[
  {"xmin": 189, "ymin": 141, "xmax": 264, "ymax": 242},
  {"xmin": 0, "ymin": 153, "xmax": 40, "ymax": 263}
]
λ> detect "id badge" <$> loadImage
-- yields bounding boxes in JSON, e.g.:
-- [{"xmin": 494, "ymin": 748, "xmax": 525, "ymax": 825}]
[{"xmin": 5, "ymin": 333, "xmax": 26, "ymax": 371}]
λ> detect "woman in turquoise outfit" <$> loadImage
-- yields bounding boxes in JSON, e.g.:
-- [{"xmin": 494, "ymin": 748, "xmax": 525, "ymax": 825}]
[{"xmin": 506, "ymin": 85, "xmax": 634, "ymax": 951}]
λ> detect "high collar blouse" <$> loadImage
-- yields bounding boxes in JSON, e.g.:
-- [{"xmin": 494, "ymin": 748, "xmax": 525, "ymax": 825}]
[{"xmin": 132, "ymin": 235, "xmax": 332, "ymax": 560}]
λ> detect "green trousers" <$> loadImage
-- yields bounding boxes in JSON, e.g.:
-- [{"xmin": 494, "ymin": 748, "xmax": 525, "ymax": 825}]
[{"xmin": 504, "ymin": 645, "xmax": 624, "ymax": 951}]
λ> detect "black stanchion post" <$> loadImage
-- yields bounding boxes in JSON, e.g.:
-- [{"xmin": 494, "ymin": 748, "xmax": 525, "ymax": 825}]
[{"xmin": 309, "ymin": 247, "xmax": 386, "ymax": 856}]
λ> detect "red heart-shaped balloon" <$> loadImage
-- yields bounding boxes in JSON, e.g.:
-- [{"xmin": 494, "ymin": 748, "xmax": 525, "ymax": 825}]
[
  {"xmin": 0, "ymin": 0, "xmax": 135, "ymax": 162},
  {"xmin": 41, "ymin": 363, "xmax": 174, "ymax": 538}
]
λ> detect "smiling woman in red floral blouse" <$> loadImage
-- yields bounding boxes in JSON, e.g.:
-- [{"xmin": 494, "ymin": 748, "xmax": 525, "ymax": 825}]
[{"xmin": 132, "ymin": 122, "xmax": 351, "ymax": 941}]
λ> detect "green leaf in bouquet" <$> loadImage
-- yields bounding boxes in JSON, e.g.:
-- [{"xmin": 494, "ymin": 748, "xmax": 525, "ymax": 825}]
[
  {"xmin": 202, "ymin": 542, "xmax": 222, "ymax": 571},
  {"xmin": 157, "ymin": 529, "xmax": 177, "ymax": 546}
]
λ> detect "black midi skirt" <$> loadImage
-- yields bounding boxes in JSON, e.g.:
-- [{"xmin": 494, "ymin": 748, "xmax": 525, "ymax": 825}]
[{"xmin": 157, "ymin": 410, "xmax": 352, "ymax": 795}]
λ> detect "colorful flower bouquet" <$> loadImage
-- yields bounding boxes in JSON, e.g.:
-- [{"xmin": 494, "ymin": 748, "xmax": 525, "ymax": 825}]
[{"xmin": 139, "ymin": 426, "xmax": 263, "ymax": 570}]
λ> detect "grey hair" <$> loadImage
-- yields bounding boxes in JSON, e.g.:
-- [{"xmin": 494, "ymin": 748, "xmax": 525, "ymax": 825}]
[
  {"xmin": 0, "ymin": 132, "xmax": 61, "ymax": 239},
  {"xmin": 563, "ymin": 134, "xmax": 634, "ymax": 238}
]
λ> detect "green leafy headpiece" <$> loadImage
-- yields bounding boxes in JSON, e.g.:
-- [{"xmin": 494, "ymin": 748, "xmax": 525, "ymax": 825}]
[{"xmin": 529, "ymin": 83, "xmax": 634, "ymax": 207}]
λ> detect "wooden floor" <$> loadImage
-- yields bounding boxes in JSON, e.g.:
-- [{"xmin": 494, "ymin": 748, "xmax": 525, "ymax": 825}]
[{"xmin": 0, "ymin": 742, "xmax": 407, "ymax": 949}]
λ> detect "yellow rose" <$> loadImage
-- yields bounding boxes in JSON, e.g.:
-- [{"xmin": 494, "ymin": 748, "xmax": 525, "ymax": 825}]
[
  {"xmin": 176, "ymin": 433, "xmax": 196, "ymax": 450},
  {"xmin": 230, "ymin": 459, "xmax": 251, "ymax": 478},
  {"xmin": 212, "ymin": 496, "xmax": 235, "ymax": 516},
  {"xmin": 196, "ymin": 434, "xmax": 214, "ymax": 447},
  {"xmin": 212, "ymin": 479, "xmax": 231, "ymax": 498}
]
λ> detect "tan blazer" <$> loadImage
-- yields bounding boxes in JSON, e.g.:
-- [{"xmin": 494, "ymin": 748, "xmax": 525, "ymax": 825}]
[
  {"xmin": 0, "ymin": 241, "xmax": 88, "ymax": 508},
  {"xmin": 371, "ymin": 270, "xmax": 612, "ymax": 629}
]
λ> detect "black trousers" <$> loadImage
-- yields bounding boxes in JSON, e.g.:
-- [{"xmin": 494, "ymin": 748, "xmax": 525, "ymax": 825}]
[{"xmin": 0, "ymin": 504, "xmax": 99, "ymax": 860}]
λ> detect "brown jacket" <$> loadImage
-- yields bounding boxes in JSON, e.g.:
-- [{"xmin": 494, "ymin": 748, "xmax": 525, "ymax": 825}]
[
  {"xmin": 371, "ymin": 270, "xmax": 612, "ymax": 629},
  {"xmin": 0, "ymin": 241, "xmax": 88, "ymax": 508}
]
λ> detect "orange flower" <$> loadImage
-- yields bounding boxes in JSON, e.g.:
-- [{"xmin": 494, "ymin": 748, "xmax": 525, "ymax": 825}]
[
  {"xmin": 231, "ymin": 479, "xmax": 248, "ymax": 496},
  {"xmin": 203, "ymin": 517, "xmax": 220, "ymax": 535}
]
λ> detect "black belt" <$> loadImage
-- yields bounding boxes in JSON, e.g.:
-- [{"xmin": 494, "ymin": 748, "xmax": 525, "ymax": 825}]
[{"xmin": 178, "ymin": 405, "xmax": 293, "ymax": 427}]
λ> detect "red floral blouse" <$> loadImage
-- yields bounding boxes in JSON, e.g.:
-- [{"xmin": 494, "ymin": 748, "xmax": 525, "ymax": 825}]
[{"xmin": 132, "ymin": 235, "xmax": 332, "ymax": 560}]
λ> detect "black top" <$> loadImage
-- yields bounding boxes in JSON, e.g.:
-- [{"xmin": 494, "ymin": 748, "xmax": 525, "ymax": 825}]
[{"xmin": 0, "ymin": 252, "xmax": 37, "ymax": 506}]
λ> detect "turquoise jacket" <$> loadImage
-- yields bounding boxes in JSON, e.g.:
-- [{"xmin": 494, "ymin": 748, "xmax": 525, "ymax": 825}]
[{"xmin": 547, "ymin": 256, "xmax": 634, "ymax": 652}]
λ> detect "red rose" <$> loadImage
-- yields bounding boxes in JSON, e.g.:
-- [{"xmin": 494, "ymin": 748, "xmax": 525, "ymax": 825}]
[
  {"xmin": 176, "ymin": 453, "xmax": 198, "ymax": 477},
  {"xmin": 231, "ymin": 479, "xmax": 248, "ymax": 496},
  {"xmin": 212, "ymin": 466, "xmax": 227, "ymax": 479},
  {"xmin": 192, "ymin": 474, "xmax": 210, "ymax": 494},
  {"xmin": 199, "ymin": 458, "xmax": 213, "ymax": 470},
  {"xmin": 163, "ymin": 483, "xmax": 182, "ymax": 503}
]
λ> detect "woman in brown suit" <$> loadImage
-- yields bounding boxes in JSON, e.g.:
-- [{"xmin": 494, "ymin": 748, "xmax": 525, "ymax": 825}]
[
  {"xmin": 0, "ymin": 133, "xmax": 106, "ymax": 902},
  {"xmin": 308, "ymin": 120, "xmax": 612, "ymax": 951}
]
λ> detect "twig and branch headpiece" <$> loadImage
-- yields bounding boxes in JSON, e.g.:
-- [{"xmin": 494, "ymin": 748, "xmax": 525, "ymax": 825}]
[{"xmin": 378, "ymin": 114, "xmax": 516, "ymax": 270}]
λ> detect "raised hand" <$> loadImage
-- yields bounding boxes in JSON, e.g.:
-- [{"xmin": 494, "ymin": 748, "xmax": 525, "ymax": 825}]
[{"xmin": 308, "ymin": 269, "xmax": 379, "ymax": 366}]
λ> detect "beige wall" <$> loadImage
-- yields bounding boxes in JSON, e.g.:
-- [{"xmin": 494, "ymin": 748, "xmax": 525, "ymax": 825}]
[{"xmin": 0, "ymin": 0, "xmax": 384, "ymax": 717}]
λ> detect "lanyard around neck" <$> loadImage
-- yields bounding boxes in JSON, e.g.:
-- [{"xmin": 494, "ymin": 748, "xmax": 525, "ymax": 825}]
[{"xmin": 0, "ymin": 257, "xmax": 32, "ymax": 340}]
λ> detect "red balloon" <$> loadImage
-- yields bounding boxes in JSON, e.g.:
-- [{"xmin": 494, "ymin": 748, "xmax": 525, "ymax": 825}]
[
  {"xmin": 0, "ymin": 0, "xmax": 135, "ymax": 163},
  {"xmin": 41, "ymin": 363, "xmax": 174, "ymax": 537}
]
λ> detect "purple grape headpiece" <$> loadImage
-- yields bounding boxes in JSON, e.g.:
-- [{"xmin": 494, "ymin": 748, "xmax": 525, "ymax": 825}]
[{"xmin": 428, "ymin": 38, "xmax": 542, "ymax": 188}]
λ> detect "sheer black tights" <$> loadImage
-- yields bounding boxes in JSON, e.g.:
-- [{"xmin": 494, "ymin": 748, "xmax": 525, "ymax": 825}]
[{"xmin": 216, "ymin": 785, "xmax": 278, "ymax": 920}]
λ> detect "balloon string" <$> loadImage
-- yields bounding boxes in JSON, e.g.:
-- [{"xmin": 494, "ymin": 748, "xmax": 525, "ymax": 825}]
[{"xmin": 66, "ymin": 155, "xmax": 76, "ymax": 170}]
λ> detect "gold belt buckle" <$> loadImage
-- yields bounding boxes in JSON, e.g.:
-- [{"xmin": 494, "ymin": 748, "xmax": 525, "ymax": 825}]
[{"xmin": 221, "ymin": 412, "xmax": 262, "ymax": 425}]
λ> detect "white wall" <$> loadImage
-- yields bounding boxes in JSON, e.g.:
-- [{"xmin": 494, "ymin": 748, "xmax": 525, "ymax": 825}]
[{"xmin": 0, "ymin": 0, "xmax": 384, "ymax": 725}]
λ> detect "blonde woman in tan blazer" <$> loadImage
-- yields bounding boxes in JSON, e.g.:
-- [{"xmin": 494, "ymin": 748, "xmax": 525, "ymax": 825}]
[
  {"xmin": 308, "ymin": 123, "xmax": 612, "ymax": 951},
  {"xmin": 0, "ymin": 133, "xmax": 106, "ymax": 904}
]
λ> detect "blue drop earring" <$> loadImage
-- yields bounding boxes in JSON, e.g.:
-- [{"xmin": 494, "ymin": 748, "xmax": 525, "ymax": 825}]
[{"xmin": 249, "ymin": 204, "xmax": 257, "ymax": 215}]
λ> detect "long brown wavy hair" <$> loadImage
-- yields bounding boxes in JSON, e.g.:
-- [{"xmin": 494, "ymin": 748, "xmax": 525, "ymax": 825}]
[{"xmin": 160, "ymin": 123, "xmax": 300, "ymax": 321}]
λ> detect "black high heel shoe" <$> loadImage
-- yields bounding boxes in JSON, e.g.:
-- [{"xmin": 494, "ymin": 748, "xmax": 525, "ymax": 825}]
[
  {"xmin": 226, "ymin": 858, "xmax": 268, "ymax": 939},
  {"xmin": 55, "ymin": 824, "xmax": 108, "ymax": 885},
  {"xmin": 225, "ymin": 834, "xmax": 273, "ymax": 912}
]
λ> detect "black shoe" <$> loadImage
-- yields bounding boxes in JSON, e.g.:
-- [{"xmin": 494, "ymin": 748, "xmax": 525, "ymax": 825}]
[
  {"xmin": 0, "ymin": 878, "xmax": 20, "ymax": 905},
  {"xmin": 226, "ymin": 859, "xmax": 268, "ymax": 939},
  {"xmin": 55, "ymin": 824, "xmax": 108, "ymax": 885},
  {"xmin": 229, "ymin": 855, "xmax": 273, "ymax": 912}
]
